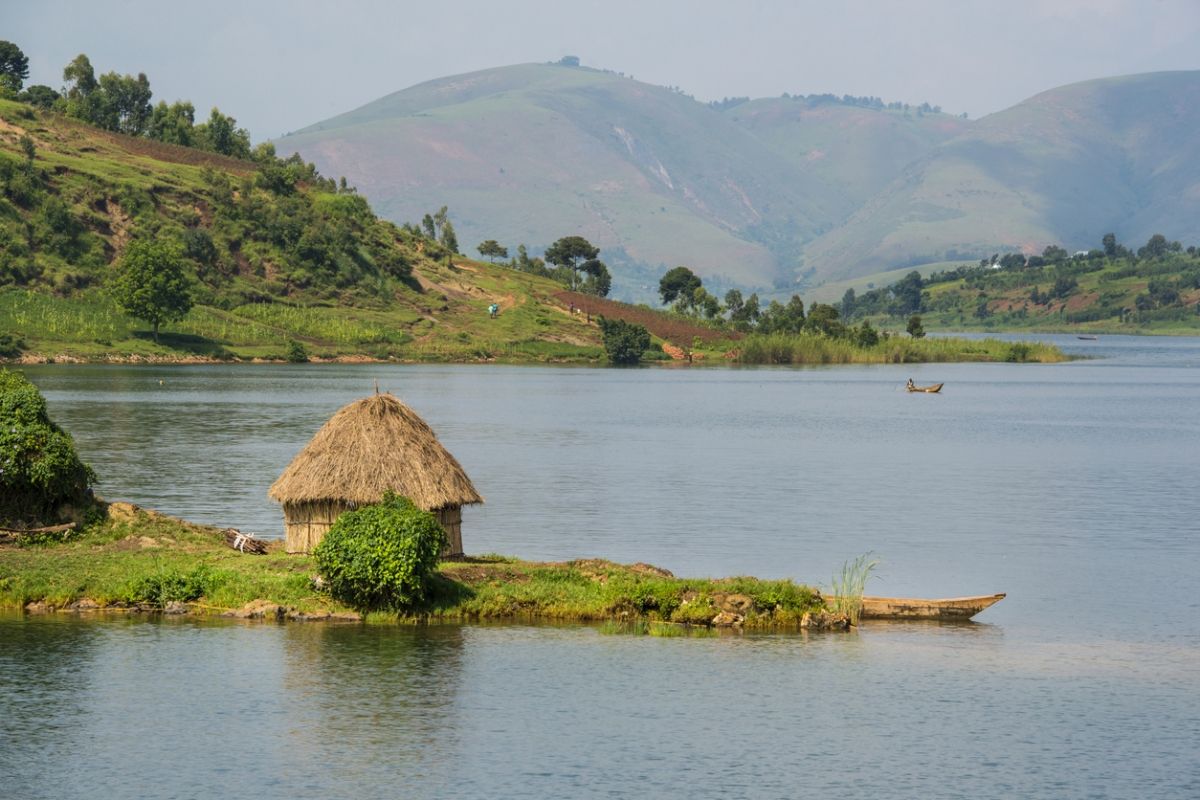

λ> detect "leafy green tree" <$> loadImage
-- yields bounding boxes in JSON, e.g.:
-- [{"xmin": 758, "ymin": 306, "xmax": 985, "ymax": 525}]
[
  {"xmin": 545, "ymin": 235, "xmax": 601, "ymax": 290},
  {"xmin": 840, "ymin": 288, "xmax": 857, "ymax": 319},
  {"xmin": 1042, "ymin": 245, "xmax": 1069, "ymax": 264},
  {"xmin": 1102, "ymin": 233, "xmax": 1118, "ymax": 258},
  {"xmin": 658, "ymin": 266, "xmax": 701, "ymax": 306},
  {"xmin": 62, "ymin": 54, "xmax": 101, "ymax": 122},
  {"xmin": 851, "ymin": 320, "xmax": 879, "ymax": 348},
  {"xmin": 729, "ymin": 291, "xmax": 760, "ymax": 331},
  {"xmin": 0, "ymin": 41, "xmax": 29, "ymax": 93},
  {"xmin": 110, "ymin": 240, "xmax": 193, "ymax": 342},
  {"xmin": 477, "ymin": 240, "xmax": 508, "ymax": 262},
  {"xmin": 597, "ymin": 316, "xmax": 651, "ymax": 364},
  {"xmin": 694, "ymin": 288, "xmax": 720, "ymax": 319},
  {"xmin": 147, "ymin": 100, "xmax": 195, "ymax": 146},
  {"xmin": 906, "ymin": 314, "xmax": 925, "ymax": 338},
  {"xmin": 195, "ymin": 108, "xmax": 251, "ymax": 158},
  {"xmin": 421, "ymin": 214, "xmax": 436, "ymax": 239},
  {"xmin": 0, "ymin": 368, "xmax": 95, "ymax": 525},
  {"xmin": 803, "ymin": 303, "xmax": 844, "ymax": 336},
  {"xmin": 578, "ymin": 259, "xmax": 611, "ymax": 297},
  {"xmin": 439, "ymin": 220, "xmax": 459, "ymax": 254},
  {"xmin": 890, "ymin": 270, "xmax": 924, "ymax": 315},
  {"xmin": 18, "ymin": 84, "xmax": 60, "ymax": 108},
  {"xmin": 96, "ymin": 71, "xmax": 153, "ymax": 135},
  {"xmin": 1137, "ymin": 233, "xmax": 1173, "ymax": 260}
]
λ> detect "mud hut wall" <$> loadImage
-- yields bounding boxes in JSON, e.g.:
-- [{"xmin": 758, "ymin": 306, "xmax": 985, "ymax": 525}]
[
  {"xmin": 436, "ymin": 505, "xmax": 463, "ymax": 557},
  {"xmin": 283, "ymin": 500, "xmax": 352, "ymax": 554}
]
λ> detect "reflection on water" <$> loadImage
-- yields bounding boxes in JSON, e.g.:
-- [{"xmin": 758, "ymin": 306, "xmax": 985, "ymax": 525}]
[
  {"xmin": 4, "ymin": 615, "xmax": 1196, "ymax": 799},
  {"xmin": 4, "ymin": 337, "xmax": 1200, "ymax": 798}
]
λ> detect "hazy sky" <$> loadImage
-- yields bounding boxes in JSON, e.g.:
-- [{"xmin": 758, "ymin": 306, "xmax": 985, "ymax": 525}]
[{"xmin": 8, "ymin": 0, "xmax": 1199, "ymax": 141}]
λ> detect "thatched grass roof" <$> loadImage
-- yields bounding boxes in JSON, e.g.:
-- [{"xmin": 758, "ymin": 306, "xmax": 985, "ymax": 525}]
[{"xmin": 269, "ymin": 393, "xmax": 483, "ymax": 510}]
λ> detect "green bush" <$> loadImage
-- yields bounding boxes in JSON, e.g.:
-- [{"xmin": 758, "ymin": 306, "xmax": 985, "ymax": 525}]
[
  {"xmin": 312, "ymin": 492, "xmax": 446, "ymax": 610},
  {"xmin": 0, "ymin": 368, "xmax": 95, "ymax": 525},
  {"xmin": 125, "ymin": 564, "xmax": 223, "ymax": 608},
  {"xmin": 597, "ymin": 316, "xmax": 651, "ymax": 364},
  {"xmin": 285, "ymin": 339, "xmax": 309, "ymax": 363}
]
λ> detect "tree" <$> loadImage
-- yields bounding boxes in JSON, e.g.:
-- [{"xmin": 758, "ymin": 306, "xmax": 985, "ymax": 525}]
[
  {"xmin": 110, "ymin": 240, "xmax": 193, "ymax": 342},
  {"xmin": 579, "ymin": 259, "xmax": 611, "ymax": 297},
  {"xmin": 0, "ymin": 41, "xmax": 30, "ymax": 93},
  {"xmin": 840, "ymin": 288, "xmax": 857, "ymax": 319},
  {"xmin": 0, "ymin": 368, "xmax": 95, "ymax": 525},
  {"xmin": 658, "ymin": 266, "xmax": 701, "ymax": 306},
  {"xmin": 95, "ymin": 71, "xmax": 153, "ymax": 136},
  {"xmin": 803, "ymin": 303, "xmax": 843, "ymax": 337},
  {"xmin": 148, "ymin": 100, "xmax": 195, "ymax": 146},
  {"xmin": 421, "ymin": 214, "xmax": 436, "ymax": 239},
  {"xmin": 477, "ymin": 240, "xmax": 508, "ymax": 262},
  {"xmin": 62, "ymin": 54, "xmax": 101, "ymax": 123},
  {"xmin": 1102, "ymin": 233, "xmax": 1118, "ymax": 258},
  {"xmin": 890, "ymin": 270, "xmax": 924, "ymax": 315},
  {"xmin": 195, "ymin": 108, "xmax": 251, "ymax": 158},
  {"xmin": 439, "ymin": 220, "xmax": 459, "ymax": 254},
  {"xmin": 597, "ymin": 317, "xmax": 650, "ymax": 364},
  {"xmin": 545, "ymin": 235, "xmax": 601, "ymax": 290},
  {"xmin": 729, "ymin": 292, "xmax": 760, "ymax": 331},
  {"xmin": 19, "ymin": 84, "xmax": 60, "ymax": 109},
  {"xmin": 906, "ymin": 314, "xmax": 925, "ymax": 338},
  {"xmin": 1137, "ymin": 233, "xmax": 1171, "ymax": 260}
]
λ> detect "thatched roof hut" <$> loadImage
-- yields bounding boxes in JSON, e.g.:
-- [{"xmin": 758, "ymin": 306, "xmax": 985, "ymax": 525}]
[{"xmin": 269, "ymin": 393, "xmax": 483, "ymax": 555}]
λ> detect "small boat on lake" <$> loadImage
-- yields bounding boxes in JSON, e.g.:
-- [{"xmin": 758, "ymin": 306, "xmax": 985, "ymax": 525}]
[
  {"xmin": 857, "ymin": 593, "xmax": 1006, "ymax": 621},
  {"xmin": 1077, "ymin": 335, "xmax": 1098, "ymax": 341},
  {"xmin": 905, "ymin": 381, "xmax": 944, "ymax": 393}
]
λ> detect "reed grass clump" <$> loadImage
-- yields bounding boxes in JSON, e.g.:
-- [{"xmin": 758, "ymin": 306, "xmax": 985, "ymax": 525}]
[
  {"xmin": 829, "ymin": 553, "xmax": 880, "ymax": 626},
  {"xmin": 735, "ymin": 333, "xmax": 1064, "ymax": 365}
]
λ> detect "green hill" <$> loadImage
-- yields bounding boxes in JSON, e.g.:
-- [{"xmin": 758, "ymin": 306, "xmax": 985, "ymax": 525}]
[
  {"xmin": 0, "ymin": 97, "xmax": 608, "ymax": 362},
  {"xmin": 281, "ymin": 63, "xmax": 842, "ymax": 296},
  {"xmin": 801, "ymin": 72, "xmax": 1200, "ymax": 281},
  {"xmin": 282, "ymin": 66, "xmax": 1200, "ymax": 294}
]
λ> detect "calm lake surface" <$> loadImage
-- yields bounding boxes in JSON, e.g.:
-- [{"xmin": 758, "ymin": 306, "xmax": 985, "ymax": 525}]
[{"xmin": 3, "ymin": 334, "xmax": 1199, "ymax": 798}]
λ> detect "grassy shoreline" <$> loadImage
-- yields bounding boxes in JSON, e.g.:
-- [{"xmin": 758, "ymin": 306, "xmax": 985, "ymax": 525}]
[{"xmin": 0, "ymin": 504, "xmax": 846, "ymax": 631}]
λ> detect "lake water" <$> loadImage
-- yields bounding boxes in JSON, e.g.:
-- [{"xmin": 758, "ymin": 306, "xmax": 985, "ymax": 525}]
[{"xmin": 3, "ymin": 334, "xmax": 1199, "ymax": 798}]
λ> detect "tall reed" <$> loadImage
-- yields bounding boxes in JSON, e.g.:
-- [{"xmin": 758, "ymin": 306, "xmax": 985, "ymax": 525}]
[{"xmin": 829, "ymin": 552, "xmax": 880, "ymax": 626}]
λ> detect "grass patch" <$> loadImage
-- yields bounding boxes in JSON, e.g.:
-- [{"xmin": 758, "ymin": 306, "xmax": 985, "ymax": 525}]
[
  {"xmin": 0, "ymin": 511, "xmax": 836, "ymax": 629},
  {"xmin": 735, "ymin": 332, "xmax": 1066, "ymax": 364}
]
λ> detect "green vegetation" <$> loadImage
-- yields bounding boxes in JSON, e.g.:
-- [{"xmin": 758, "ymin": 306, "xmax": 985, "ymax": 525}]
[
  {"xmin": 0, "ymin": 504, "xmax": 842, "ymax": 629},
  {"xmin": 828, "ymin": 553, "xmax": 880, "ymax": 627},
  {"xmin": 735, "ymin": 333, "xmax": 1063, "ymax": 365},
  {"xmin": 312, "ymin": 493, "xmax": 445, "ymax": 611},
  {"xmin": 597, "ymin": 316, "xmax": 651, "ymax": 364},
  {"xmin": 0, "ymin": 92, "xmax": 607, "ymax": 362},
  {"xmin": 842, "ymin": 233, "xmax": 1200, "ymax": 333},
  {"xmin": 544, "ymin": 235, "xmax": 610, "ymax": 296},
  {"xmin": 0, "ymin": 368, "xmax": 95, "ymax": 526},
  {"xmin": 109, "ymin": 240, "xmax": 193, "ymax": 342}
]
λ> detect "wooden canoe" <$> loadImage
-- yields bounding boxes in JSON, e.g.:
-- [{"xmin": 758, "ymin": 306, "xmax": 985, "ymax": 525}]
[
  {"xmin": 857, "ymin": 593, "xmax": 1006, "ymax": 621},
  {"xmin": 906, "ymin": 382, "xmax": 943, "ymax": 393}
]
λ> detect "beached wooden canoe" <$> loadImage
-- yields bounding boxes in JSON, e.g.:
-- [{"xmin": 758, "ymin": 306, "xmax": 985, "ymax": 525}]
[
  {"xmin": 906, "ymin": 382, "xmax": 944, "ymax": 393},
  {"xmin": 857, "ymin": 593, "xmax": 1006, "ymax": 620}
]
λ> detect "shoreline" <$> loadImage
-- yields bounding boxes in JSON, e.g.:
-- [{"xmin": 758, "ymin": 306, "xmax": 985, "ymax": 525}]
[{"xmin": 0, "ymin": 503, "xmax": 853, "ymax": 632}]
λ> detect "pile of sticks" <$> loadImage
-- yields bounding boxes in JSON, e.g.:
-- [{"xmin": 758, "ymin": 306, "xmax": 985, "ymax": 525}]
[{"xmin": 223, "ymin": 528, "xmax": 268, "ymax": 555}]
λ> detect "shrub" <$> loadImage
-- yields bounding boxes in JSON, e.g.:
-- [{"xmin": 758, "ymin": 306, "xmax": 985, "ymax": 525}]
[
  {"xmin": 125, "ymin": 564, "xmax": 222, "ymax": 608},
  {"xmin": 285, "ymin": 339, "xmax": 309, "ymax": 363},
  {"xmin": 0, "ymin": 332, "xmax": 25, "ymax": 357},
  {"xmin": 312, "ymin": 492, "xmax": 446, "ymax": 610},
  {"xmin": 0, "ymin": 368, "xmax": 95, "ymax": 525},
  {"xmin": 597, "ymin": 316, "xmax": 651, "ymax": 364}
]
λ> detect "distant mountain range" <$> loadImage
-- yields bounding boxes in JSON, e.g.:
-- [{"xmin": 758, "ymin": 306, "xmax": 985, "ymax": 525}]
[{"xmin": 279, "ymin": 64, "xmax": 1200, "ymax": 299}]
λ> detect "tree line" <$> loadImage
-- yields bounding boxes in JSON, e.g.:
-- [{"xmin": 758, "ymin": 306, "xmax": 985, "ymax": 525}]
[
  {"xmin": 840, "ymin": 231, "xmax": 1200, "ymax": 324},
  {"xmin": 1, "ymin": 41, "xmax": 254, "ymax": 160}
]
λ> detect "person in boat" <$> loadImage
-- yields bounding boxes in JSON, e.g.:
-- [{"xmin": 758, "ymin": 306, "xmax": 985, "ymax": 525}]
[{"xmin": 906, "ymin": 378, "xmax": 915, "ymax": 390}]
